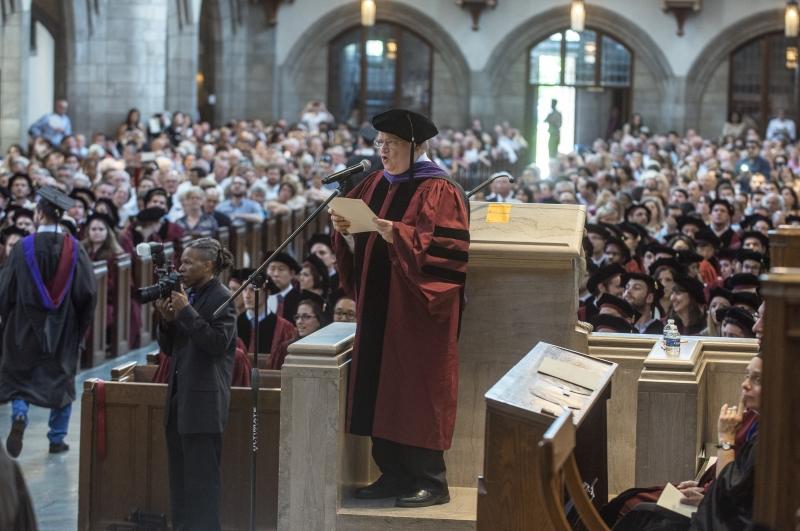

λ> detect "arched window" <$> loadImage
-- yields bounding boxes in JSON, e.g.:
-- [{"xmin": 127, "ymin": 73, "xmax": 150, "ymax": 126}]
[
  {"xmin": 329, "ymin": 23, "xmax": 432, "ymax": 125},
  {"xmin": 526, "ymin": 29, "xmax": 632, "ymax": 173},
  {"xmin": 730, "ymin": 32, "xmax": 799, "ymax": 132}
]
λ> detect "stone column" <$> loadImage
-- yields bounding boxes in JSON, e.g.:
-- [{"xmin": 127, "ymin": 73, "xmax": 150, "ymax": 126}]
[
  {"xmin": 0, "ymin": 0, "xmax": 31, "ymax": 150},
  {"xmin": 165, "ymin": 0, "xmax": 200, "ymax": 115},
  {"xmin": 278, "ymin": 322, "xmax": 369, "ymax": 531},
  {"xmin": 68, "ymin": 0, "xmax": 168, "ymax": 137}
]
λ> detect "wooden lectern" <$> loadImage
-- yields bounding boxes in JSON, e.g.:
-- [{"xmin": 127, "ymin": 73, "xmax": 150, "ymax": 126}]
[
  {"xmin": 477, "ymin": 342, "xmax": 616, "ymax": 531},
  {"xmin": 448, "ymin": 202, "xmax": 586, "ymax": 487}
]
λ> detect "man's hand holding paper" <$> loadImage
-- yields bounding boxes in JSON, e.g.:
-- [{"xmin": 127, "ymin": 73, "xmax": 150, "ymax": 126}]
[{"xmin": 329, "ymin": 198, "xmax": 381, "ymax": 233}]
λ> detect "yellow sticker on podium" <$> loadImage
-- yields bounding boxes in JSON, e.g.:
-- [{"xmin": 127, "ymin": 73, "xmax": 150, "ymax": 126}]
[{"xmin": 485, "ymin": 203, "xmax": 512, "ymax": 223}]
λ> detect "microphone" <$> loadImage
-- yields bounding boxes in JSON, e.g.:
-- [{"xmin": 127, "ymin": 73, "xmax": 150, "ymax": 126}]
[
  {"xmin": 135, "ymin": 242, "xmax": 164, "ymax": 258},
  {"xmin": 321, "ymin": 159, "xmax": 371, "ymax": 185}
]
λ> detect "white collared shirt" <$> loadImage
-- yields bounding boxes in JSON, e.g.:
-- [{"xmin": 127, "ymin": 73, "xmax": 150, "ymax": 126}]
[{"xmin": 266, "ymin": 284, "xmax": 294, "ymax": 316}]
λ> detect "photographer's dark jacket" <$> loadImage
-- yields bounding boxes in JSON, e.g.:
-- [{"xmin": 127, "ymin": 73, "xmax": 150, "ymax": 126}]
[
  {"xmin": 157, "ymin": 278, "xmax": 237, "ymax": 434},
  {"xmin": 0, "ymin": 230, "xmax": 96, "ymax": 409}
]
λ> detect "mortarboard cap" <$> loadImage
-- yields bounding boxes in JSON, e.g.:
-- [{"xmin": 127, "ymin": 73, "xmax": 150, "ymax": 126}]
[
  {"xmin": 673, "ymin": 275, "xmax": 706, "ymax": 306},
  {"xmin": 371, "ymin": 108, "xmax": 438, "ymax": 144},
  {"xmin": 38, "ymin": 185, "xmax": 75, "ymax": 211}
]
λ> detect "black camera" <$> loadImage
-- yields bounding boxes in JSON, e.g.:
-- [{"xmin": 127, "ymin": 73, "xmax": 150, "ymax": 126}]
[{"xmin": 136, "ymin": 242, "xmax": 183, "ymax": 304}]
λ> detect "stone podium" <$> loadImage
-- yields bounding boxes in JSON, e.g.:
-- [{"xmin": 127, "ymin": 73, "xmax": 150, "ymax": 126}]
[
  {"xmin": 278, "ymin": 202, "xmax": 586, "ymax": 531},
  {"xmin": 449, "ymin": 202, "xmax": 586, "ymax": 487}
]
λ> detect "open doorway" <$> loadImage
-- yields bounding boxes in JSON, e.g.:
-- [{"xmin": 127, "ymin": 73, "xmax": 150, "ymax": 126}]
[{"xmin": 526, "ymin": 28, "xmax": 632, "ymax": 177}]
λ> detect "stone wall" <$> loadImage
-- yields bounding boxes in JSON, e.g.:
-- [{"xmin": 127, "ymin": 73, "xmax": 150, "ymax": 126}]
[
  {"xmin": 698, "ymin": 62, "xmax": 729, "ymax": 139},
  {"xmin": 0, "ymin": 0, "xmax": 791, "ymax": 151}
]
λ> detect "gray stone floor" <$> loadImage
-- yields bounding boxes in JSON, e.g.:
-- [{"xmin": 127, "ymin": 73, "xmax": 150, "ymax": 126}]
[{"xmin": 0, "ymin": 344, "xmax": 154, "ymax": 531}]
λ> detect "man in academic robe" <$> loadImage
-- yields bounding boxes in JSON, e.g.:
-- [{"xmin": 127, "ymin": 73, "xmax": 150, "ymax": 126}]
[
  {"xmin": 330, "ymin": 108, "xmax": 470, "ymax": 508},
  {"xmin": 237, "ymin": 276, "xmax": 296, "ymax": 360},
  {"xmin": 265, "ymin": 251, "xmax": 303, "ymax": 323},
  {"xmin": 0, "ymin": 186, "xmax": 96, "ymax": 457}
]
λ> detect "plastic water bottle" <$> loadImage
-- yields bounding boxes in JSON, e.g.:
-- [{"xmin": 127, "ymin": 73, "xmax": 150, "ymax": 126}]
[{"xmin": 663, "ymin": 319, "xmax": 681, "ymax": 357}]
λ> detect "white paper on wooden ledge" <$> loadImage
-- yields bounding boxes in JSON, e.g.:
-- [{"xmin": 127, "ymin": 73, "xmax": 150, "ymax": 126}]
[
  {"xmin": 657, "ymin": 483, "xmax": 699, "ymax": 519},
  {"xmin": 330, "ymin": 198, "xmax": 379, "ymax": 233}
]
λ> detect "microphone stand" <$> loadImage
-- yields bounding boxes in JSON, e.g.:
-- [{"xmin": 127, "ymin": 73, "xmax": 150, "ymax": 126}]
[
  {"xmin": 466, "ymin": 171, "xmax": 515, "ymax": 199},
  {"xmin": 213, "ymin": 183, "xmax": 345, "ymax": 531}
]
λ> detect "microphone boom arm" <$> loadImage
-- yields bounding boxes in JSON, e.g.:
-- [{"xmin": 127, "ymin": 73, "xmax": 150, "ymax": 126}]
[{"xmin": 466, "ymin": 171, "xmax": 515, "ymax": 199}]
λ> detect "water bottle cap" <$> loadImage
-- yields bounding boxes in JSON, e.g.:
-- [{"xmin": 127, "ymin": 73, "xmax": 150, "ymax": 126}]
[{"xmin": 667, "ymin": 319, "xmax": 674, "ymax": 325}]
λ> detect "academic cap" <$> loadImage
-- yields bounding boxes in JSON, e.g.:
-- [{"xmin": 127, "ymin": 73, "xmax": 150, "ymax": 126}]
[
  {"xmin": 716, "ymin": 306, "xmax": 756, "ymax": 335},
  {"xmin": 592, "ymin": 313, "xmax": 637, "ymax": 334},
  {"xmin": 623, "ymin": 272, "xmax": 663, "ymax": 298},
  {"xmin": 741, "ymin": 214, "xmax": 772, "ymax": 231},
  {"xmin": 85, "ymin": 212, "xmax": 117, "ymax": 231},
  {"xmin": 725, "ymin": 273, "xmax": 761, "ymax": 292},
  {"xmin": 708, "ymin": 286, "xmax": 734, "ymax": 305},
  {"xmin": 586, "ymin": 223, "xmax": 611, "ymax": 239},
  {"xmin": 136, "ymin": 206, "xmax": 167, "ymax": 223},
  {"xmin": 371, "ymin": 109, "xmax": 438, "ymax": 144},
  {"xmin": 38, "ymin": 185, "xmax": 75, "ymax": 211},
  {"xmin": 298, "ymin": 289, "xmax": 326, "ymax": 310},
  {"xmin": 229, "ymin": 268, "xmax": 256, "ymax": 284},
  {"xmin": 693, "ymin": 227, "xmax": 721, "ymax": 250},
  {"xmin": 596, "ymin": 292, "xmax": 638, "ymax": 321},
  {"xmin": 587, "ymin": 263, "xmax": 625, "ymax": 295},
  {"xmin": 307, "ymin": 233, "xmax": 333, "ymax": 252},
  {"xmin": 737, "ymin": 249, "xmax": 767, "ymax": 267},
  {"xmin": 676, "ymin": 215, "xmax": 706, "ymax": 232},
  {"xmin": 676, "ymin": 250, "xmax": 703, "ymax": 266},
  {"xmin": 732, "ymin": 291, "xmax": 761, "ymax": 313},
  {"xmin": 673, "ymin": 275, "xmax": 706, "ymax": 305},
  {"xmin": 709, "ymin": 198, "xmax": 734, "ymax": 216},
  {"xmin": 266, "ymin": 250, "xmax": 301, "ymax": 273},
  {"xmin": 645, "ymin": 243, "xmax": 676, "ymax": 258},
  {"xmin": 740, "ymin": 231, "xmax": 770, "ymax": 250},
  {"xmin": 649, "ymin": 257, "xmax": 686, "ymax": 277}
]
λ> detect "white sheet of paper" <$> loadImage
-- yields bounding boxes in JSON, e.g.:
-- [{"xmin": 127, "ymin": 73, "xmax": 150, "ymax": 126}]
[
  {"xmin": 538, "ymin": 357, "xmax": 602, "ymax": 391},
  {"xmin": 657, "ymin": 482, "xmax": 699, "ymax": 519},
  {"xmin": 330, "ymin": 197, "xmax": 379, "ymax": 233}
]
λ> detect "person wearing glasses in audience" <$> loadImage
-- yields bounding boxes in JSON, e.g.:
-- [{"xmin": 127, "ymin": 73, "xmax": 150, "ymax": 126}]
[
  {"xmin": 267, "ymin": 298, "xmax": 329, "ymax": 370},
  {"xmin": 330, "ymin": 109, "xmax": 470, "ymax": 508},
  {"xmin": 332, "ymin": 297, "xmax": 356, "ymax": 323}
]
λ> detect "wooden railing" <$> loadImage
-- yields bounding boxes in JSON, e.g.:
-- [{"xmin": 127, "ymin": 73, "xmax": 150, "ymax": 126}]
[{"xmin": 81, "ymin": 205, "xmax": 329, "ymax": 368}]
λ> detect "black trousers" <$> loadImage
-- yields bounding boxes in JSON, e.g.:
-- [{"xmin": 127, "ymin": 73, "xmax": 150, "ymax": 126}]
[
  {"xmin": 371, "ymin": 437, "xmax": 448, "ymax": 494},
  {"xmin": 165, "ymin": 398, "xmax": 223, "ymax": 531}
]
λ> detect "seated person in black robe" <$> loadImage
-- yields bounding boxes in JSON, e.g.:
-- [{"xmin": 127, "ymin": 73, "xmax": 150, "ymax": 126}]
[
  {"xmin": 236, "ymin": 275, "xmax": 296, "ymax": 361},
  {"xmin": 612, "ymin": 355, "xmax": 762, "ymax": 531}
]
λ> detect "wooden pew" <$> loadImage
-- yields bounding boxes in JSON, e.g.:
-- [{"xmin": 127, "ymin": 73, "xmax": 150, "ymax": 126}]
[
  {"xmin": 230, "ymin": 223, "xmax": 247, "ymax": 268},
  {"xmin": 248, "ymin": 221, "xmax": 263, "ymax": 265},
  {"xmin": 83, "ymin": 260, "xmax": 109, "ymax": 368},
  {"xmin": 78, "ymin": 373, "xmax": 281, "ymax": 531},
  {"xmin": 276, "ymin": 213, "xmax": 292, "ymax": 257},
  {"xmin": 108, "ymin": 253, "xmax": 131, "ymax": 358},
  {"xmin": 769, "ymin": 225, "xmax": 800, "ymax": 267},
  {"xmin": 216, "ymin": 225, "xmax": 230, "ymax": 253},
  {"xmin": 264, "ymin": 217, "xmax": 278, "ymax": 256},
  {"xmin": 132, "ymin": 252, "xmax": 154, "ymax": 346},
  {"xmin": 476, "ymin": 342, "xmax": 616, "ymax": 530},
  {"xmin": 538, "ymin": 412, "xmax": 610, "ymax": 531},
  {"xmin": 754, "ymin": 267, "xmax": 800, "ymax": 529},
  {"xmin": 292, "ymin": 208, "xmax": 306, "ymax": 258}
]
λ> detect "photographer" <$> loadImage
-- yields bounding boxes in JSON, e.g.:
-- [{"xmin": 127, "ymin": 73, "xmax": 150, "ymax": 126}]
[{"xmin": 154, "ymin": 237, "xmax": 237, "ymax": 531}]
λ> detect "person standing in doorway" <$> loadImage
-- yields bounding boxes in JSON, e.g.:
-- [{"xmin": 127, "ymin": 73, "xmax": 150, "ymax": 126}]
[{"xmin": 545, "ymin": 99, "xmax": 562, "ymax": 159}]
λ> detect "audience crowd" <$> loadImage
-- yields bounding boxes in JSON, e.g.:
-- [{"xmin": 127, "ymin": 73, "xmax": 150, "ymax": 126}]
[
  {"xmin": 1, "ymin": 100, "xmax": 795, "ymax": 352},
  {"xmin": 0, "ymin": 99, "xmax": 793, "ymax": 529}
]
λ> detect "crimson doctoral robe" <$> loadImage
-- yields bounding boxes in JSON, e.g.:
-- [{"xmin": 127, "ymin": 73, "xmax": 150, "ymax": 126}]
[{"xmin": 334, "ymin": 170, "xmax": 469, "ymax": 451}]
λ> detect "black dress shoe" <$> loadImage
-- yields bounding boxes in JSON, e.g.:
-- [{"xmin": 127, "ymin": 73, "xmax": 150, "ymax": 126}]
[
  {"xmin": 49, "ymin": 442, "xmax": 70, "ymax": 454},
  {"xmin": 354, "ymin": 475, "xmax": 408, "ymax": 499},
  {"xmin": 5, "ymin": 417, "xmax": 25, "ymax": 458},
  {"xmin": 395, "ymin": 489, "xmax": 450, "ymax": 508}
]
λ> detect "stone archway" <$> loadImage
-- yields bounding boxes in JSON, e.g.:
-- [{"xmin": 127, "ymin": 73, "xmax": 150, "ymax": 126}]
[
  {"xmin": 280, "ymin": 1, "xmax": 471, "ymax": 128},
  {"xmin": 684, "ymin": 7, "xmax": 784, "ymax": 132},
  {"xmin": 479, "ymin": 4, "xmax": 674, "ymax": 133}
]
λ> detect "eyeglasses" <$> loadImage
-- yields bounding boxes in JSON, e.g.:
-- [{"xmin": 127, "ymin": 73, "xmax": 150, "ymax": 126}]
[
  {"xmin": 373, "ymin": 139, "xmax": 405, "ymax": 151},
  {"xmin": 294, "ymin": 313, "xmax": 317, "ymax": 322},
  {"xmin": 334, "ymin": 310, "xmax": 356, "ymax": 319}
]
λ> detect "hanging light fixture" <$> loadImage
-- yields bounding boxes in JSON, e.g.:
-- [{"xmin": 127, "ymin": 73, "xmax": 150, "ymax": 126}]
[
  {"xmin": 787, "ymin": 0, "xmax": 799, "ymax": 37},
  {"xmin": 361, "ymin": 0, "xmax": 376, "ymax": 27},
  {"xmin": 571, "ymin": 0, "xmax": 586, "ymax": 32},
  {"xmin": 787, "ymin": 46, "xmax": 798, "ymax": 69}
]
